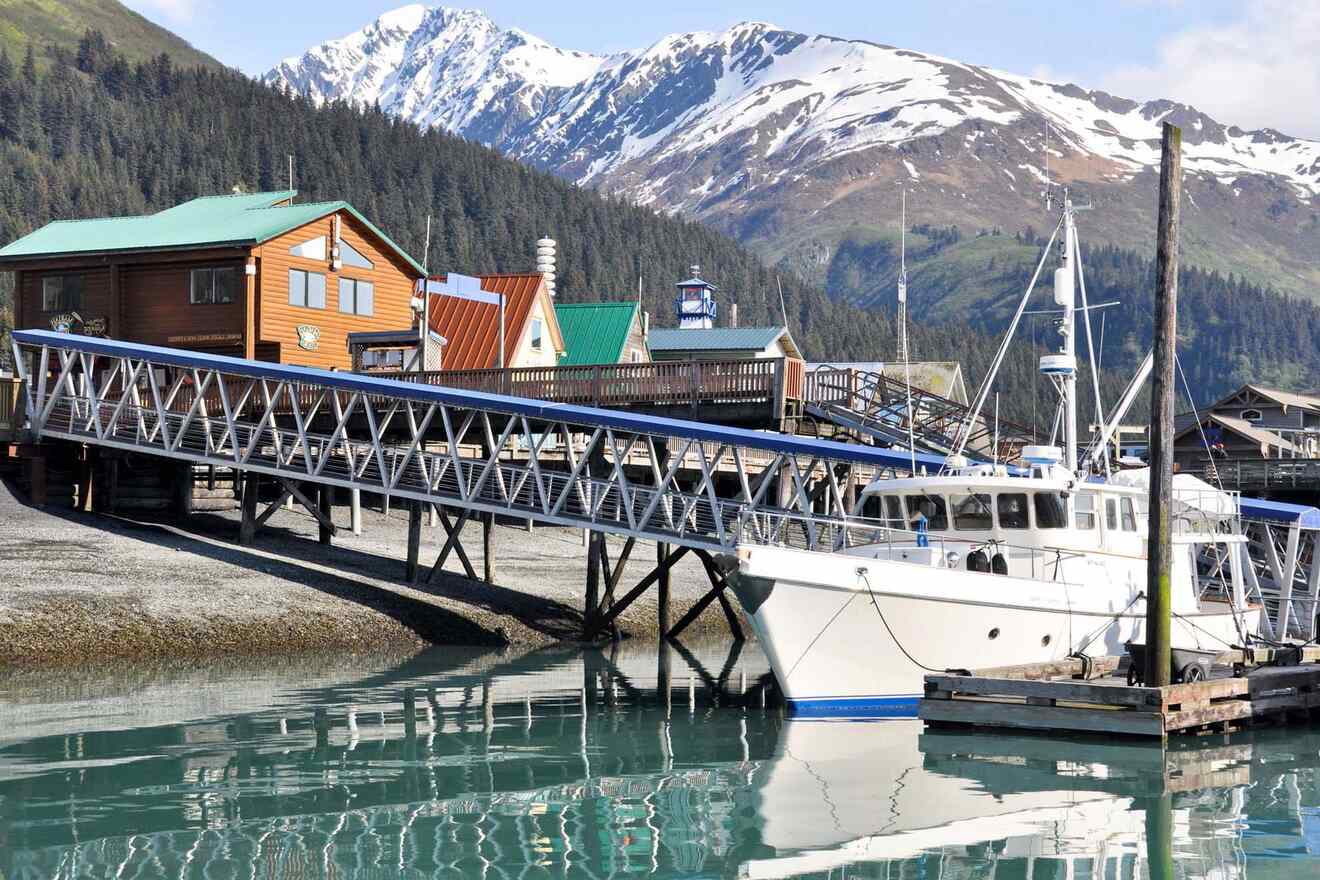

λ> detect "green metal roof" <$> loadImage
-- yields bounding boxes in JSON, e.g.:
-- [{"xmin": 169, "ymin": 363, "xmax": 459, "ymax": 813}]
[
  {"xmin": 648, "ymin": 326, "xmax": 798, "ymax": 356},
  {"xmin": 0, "ymin": 190, "xmax": 425, "ymax": 275},
  {"xmin": 554, "ymin": 301, "xmax": 640, "ymax": 366}
]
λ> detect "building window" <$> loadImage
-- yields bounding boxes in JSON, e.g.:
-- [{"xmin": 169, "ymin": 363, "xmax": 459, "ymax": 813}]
[
  {"xmin": 189, "ymin": 267, "xmax": 239, "ymax": 305},
  {"xmin": 338, "ymin": 278, "xmax": 374, "ymax": 317},
  {"xmin": 289, "ymin": 269, "xmax": 326, "ymax": 309},
  {"xmin": 1241, "ymin": 409, "xmax": 1263, "ymax": 423},
  {"xmin": 41, "ymin": 274, "xmax": 84, "ymax": 312},
  {"xmin": 340, "ymin": 238, "xmax": 374, "ymax": 270},
  {"xmin": 531, "ymin": 318, "xmax": 543, "ymax": 351},
  {"xmin": 631, "ymin": 348, "xmax": 644, "ymax": 363}
]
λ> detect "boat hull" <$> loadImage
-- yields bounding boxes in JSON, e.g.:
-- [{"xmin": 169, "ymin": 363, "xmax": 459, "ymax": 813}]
[{"xmin": 729, "ymin": 544, "xmax": 1255, "ymax": 718}]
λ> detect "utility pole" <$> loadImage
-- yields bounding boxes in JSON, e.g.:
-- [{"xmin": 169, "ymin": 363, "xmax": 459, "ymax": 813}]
[{"xmin": 1145, "ymin": 122, "xmax": 1182, "ymax": 688}]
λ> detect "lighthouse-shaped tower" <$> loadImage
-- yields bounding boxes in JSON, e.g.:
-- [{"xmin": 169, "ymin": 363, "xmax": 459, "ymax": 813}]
[{"xmin": 674, "ymin": 265, "xmax": 717, "ymax": 329}]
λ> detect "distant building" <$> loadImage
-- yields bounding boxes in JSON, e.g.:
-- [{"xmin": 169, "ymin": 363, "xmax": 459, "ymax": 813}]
[
  {"xmin": 1173, "ymin": 384, "xmax": 1320, "ymax": 469},
  {"xmin": 0, "ymin": 190, "xmax": 426, "ymax": 371},
  {"xmin": 554, "ymin": 301, "xmax": 650, "ymax": 366},
  {"xmin": 427, "ymin": 272, "xmax": 565, "ymax": 369},
  {"xmin": 674, "ymin": 266, "xmax": 717, "ymax": 330},
  {"xmin": 647, "ymin": 326, "xmax": 803, "ymax": 362}
]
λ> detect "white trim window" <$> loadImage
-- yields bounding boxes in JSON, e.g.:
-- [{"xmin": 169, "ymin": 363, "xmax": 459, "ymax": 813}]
[
  {"xmin": 531, "ymin": 318, "xmax": 543, "ymax": 351},
  {"xmin": 289, "ymin": 268, "xmax": 326, "ymax": 309},
  {"xmin": 189, "ymin": 267, "xmax": 239, "ymax": 305},
  {"xmin": 338, "ymin": 277, "xmax": 374, "ymax": 317},
  {"xmin": 41, "ymin": 274, "xmax": 84, "ymax": 312}
]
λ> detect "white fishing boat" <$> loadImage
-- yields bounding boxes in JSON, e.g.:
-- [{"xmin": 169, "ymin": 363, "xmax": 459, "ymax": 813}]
[{"xmin": 728, "ymin": 196, "xmax": 1262, "ymax": 717}]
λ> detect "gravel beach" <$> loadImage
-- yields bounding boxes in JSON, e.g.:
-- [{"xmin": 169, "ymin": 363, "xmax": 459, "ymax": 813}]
[{"xmin": 0, "ymin": 479, "xmax": 746, "ymax": 667}]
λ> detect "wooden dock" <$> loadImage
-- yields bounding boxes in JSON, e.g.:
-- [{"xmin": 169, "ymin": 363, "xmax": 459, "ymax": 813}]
[{"xmin": 919, "ymin": 648, "xmax": 1320, "ymax": 740}]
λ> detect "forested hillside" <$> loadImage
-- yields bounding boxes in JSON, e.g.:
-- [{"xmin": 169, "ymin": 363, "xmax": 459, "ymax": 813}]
[
  {"xmin": 0, "ymin": 32, "xmax": 1132, "ymax": 429},
  {"xmin": 820, "ymin": 224, "xmax": 1320, "ymax": 406}
]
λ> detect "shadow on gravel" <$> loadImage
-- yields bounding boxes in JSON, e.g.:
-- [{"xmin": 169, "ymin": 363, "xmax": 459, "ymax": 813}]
[{"xmin": 15, "ymin": 490, "xmax": 586, "ymax": 644}]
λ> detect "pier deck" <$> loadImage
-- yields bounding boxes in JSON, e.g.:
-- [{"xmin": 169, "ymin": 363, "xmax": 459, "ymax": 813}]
[{"xmin": 919, "ymin": 648, "xmax": 1320, "ymax": 739}]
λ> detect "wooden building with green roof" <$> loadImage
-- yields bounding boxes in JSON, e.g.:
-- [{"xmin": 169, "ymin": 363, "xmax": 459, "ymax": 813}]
[
  {"xmin": 553, "ymin": 301, "xmax": 649, "ymax": 366},
  {"xmin": 0, "ymin": 190, "xmax": 425, "ymax": 371}
]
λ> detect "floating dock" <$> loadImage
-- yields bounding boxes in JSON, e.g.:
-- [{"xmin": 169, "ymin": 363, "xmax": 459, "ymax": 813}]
[{"xmin": 919, "ymin": 648, "xmax": 1320, "ymax": 740}]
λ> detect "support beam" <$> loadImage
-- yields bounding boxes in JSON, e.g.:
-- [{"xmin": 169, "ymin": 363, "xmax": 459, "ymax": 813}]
[
  {"xmin": 406, "ymin": 500, "xmax": 422, "ymax": 582},
  {"xmin": 695, "ymin": 549, "xmax": 744, "ymax": 642},
  {"xmin": 585, "ymin": 546, "xmax": 691, "ymax": 639},
  {"xmin": 1145, "ymin": 122, "xmax": 1182, "ymax": 689},
  {"xmin": 667, "ymin": 551, "xmax": 738, "ymax": 641},
  {"xmin": 584, "ymin": 530, "xmax": 604, "ymax": 639},
  {"xmin": 239, "ymin": 470, "xmax": 259, "ymax": 545},
  {"xmin": 426, "ymin": 507, "xmax": 478, "ymax": 583}
]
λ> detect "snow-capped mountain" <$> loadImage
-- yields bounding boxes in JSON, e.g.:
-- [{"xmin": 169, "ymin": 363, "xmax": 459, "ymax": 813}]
[{"xmin": 268, "ymin": 7, "xmax": 1320, "ymax": 298}]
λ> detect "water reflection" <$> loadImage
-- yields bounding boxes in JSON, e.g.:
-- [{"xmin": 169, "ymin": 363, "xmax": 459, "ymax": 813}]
[{"xmin": 1, "ymin": 641, "xmax": 1318, "ymax": 878}]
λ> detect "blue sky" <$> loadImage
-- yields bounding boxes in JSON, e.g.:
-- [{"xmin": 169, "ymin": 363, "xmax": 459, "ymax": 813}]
[{"xmin": 123, "ymin": 0, "xmax": 1320, "ymax": 137}]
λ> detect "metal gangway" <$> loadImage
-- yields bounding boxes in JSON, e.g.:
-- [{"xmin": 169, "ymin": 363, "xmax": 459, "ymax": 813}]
[
  {"xmin": 802, "ymin": 365, "xmax": 1040, "ymax": 459},
  {"xmin": 11, "ymin": 330, "xmax": 943, "ymax": 638}
]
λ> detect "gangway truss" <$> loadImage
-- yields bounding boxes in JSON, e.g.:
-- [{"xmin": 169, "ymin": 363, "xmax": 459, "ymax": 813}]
[{"xmin": 11, "ymin": 330, "xmax": 943, "ymax": 554}]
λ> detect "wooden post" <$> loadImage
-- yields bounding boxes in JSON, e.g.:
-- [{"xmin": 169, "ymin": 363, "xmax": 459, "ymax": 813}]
[
  {"xmin": 1143, "ymin": 794, "xmax": 1175, "ymax": 880},
  {"xmin": 657, "ymin": 540, "xmax": 671, "ymax": 637},
  {"xmin": 78, "ymin": 445, "xmax": 95, "ymax": 513},
  {"xmin": 1145, "ymin": 121, "xmax": 1182, "ymax": 689},
  {"xmin": 239, "ymin": 471, "xmax": 259, "ymax": 545},
  {"xmin": 482, "ymin": 511, "xmax": 495, "ymax": 584},
  {"xmin": 317, "ymin": 484, "xmax": 333, "ymax": 545},
  {"xmin": 28, "ymin": 453, "xmax": 46, "ymax": 507},
  {"xmin": 243, "ymin": 256, "xmax": 257, "ymax": 360},
  {"xmin": 173, "ymin": 462, "xmax": 193, "ymax": 517},
  {"xmin": 406, "ymin": 500, "xmax": 422, "ymax": 581},
  {"xmin": 584, "ymin": 530, "xmax": 602, "ymax": 638}
]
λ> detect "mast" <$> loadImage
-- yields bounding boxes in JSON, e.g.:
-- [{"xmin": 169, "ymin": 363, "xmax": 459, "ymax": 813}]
[{"xmin": 1060, "ymin": 198, "xmax": 1079, "ymax": 473}]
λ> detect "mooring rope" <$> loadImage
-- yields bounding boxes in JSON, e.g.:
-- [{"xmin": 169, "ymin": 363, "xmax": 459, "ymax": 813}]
[{"xmin": 859, "ymin": 570, "xmax": 971, "ymax": 676}]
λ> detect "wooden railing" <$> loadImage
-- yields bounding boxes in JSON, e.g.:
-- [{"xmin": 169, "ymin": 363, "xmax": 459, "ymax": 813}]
[
  {"xmin": 380, "ymin": 358, "xmax": 803, "ymax": 416},
  {"xmin": 34, "ymin": 357, "xmax": 806, "ymax": 429},
  {"xmin": 1195, "ymin": 457, "xmax": 1320, "ymax": 491},
  {"xmin": 0, "ymin": 376, "xmax": 20, "ymax": 441}
]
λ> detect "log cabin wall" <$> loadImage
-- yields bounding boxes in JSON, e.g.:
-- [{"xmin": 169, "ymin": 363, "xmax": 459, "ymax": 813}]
[
  {"xmin": 120, "ymin": 257, "xmax": 247, "ymax": 354},
  {"xmin": 18, "ymin": 265, "xmax": 113, "ymax": 332},
  {"xmin": 256, "ymin": 210, "xmax": 421, "ymax": 371}
]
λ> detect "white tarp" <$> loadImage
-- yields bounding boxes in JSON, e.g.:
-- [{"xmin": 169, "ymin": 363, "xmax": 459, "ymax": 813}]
[{"xmin": 1108, "ymin": 467, "xmax": 1237, "ymax": 518}]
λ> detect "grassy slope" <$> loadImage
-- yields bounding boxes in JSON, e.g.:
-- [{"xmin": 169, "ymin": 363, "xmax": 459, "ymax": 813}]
[{"xmin": 0, "ymin": 0, "xmax": 222, "ymax": 70}]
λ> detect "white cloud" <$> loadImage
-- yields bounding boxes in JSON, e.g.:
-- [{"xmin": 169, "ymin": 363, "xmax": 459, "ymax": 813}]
[
  {"xmin": 123, "ymin": 0, "xmax": 204, "ymax": 25},
  {"xmin": 1102, "ymin": 1, "xmax": 1320, "ymax": 139}
]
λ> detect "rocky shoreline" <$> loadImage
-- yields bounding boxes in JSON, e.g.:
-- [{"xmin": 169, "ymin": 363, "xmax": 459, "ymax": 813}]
[{"xmin": 0, "ymin": 480, "xmax": 743, "ymax": 667}]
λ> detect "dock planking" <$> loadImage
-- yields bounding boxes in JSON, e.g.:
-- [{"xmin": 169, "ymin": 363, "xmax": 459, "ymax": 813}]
[{"xmin": 919, "ymin": 648, "xmax": 1320, "ymax": 740}]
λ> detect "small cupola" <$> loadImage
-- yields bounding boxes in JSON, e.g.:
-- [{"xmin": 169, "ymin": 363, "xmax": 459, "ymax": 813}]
[{"xmin": 674, "ymin": 265, "xmax": 717, "ymax": 329}]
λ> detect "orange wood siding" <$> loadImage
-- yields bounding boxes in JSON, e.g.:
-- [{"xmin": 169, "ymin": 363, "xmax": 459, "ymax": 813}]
[
  {"xmin": 257, "ymin": 211, "xmax": 420, "ymax": 370},
  {"xmin": 18, "ymin": 266, "xmax": 112, "ymax": 330},
  {"xmin": 120, "ymin": 259, "xmax": 245, "ymax": 350}
]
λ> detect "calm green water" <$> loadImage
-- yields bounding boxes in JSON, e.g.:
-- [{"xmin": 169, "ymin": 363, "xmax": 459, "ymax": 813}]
[{"xmin": 2, "ymin": 641, "xmax": 1319, "ymax": 879}]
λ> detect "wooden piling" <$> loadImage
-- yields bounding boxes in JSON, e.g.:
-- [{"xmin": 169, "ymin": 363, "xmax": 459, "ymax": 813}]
[
  {"xmin": 317, "ymin": 484, "xmax": 333, "ymax": 545},
  {"xmin": 239, "ymin": 471, "xmax": 259, "ymax": 545},
  {"xmin": 584, "ymin": 530, "xmax": 603, "ymax": 638},
  {"xmin": 657, "ymin": 541, "xmax": 671, "ymax": 637},
  {"xmin": 406, "ymin": 500, "xmax": 422, "ymax": 582},
  {"xmin": 482, "ymin": 511, "xmax": 495, "ymax": 584},
  {"xmin": 1145, "ymin": 121, "xmax": 1182, "ymax": 688},
  {"xmin": 173, "ymin": 462, "xmax": 193, "ymax": 517}
]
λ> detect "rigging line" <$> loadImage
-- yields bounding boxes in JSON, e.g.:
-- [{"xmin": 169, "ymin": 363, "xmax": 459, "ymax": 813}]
[
  {"xmin": 950, "ymin": 213, "xmax": 1065, "ymax": 464},
  {"xmin": 1176, "ymin": 355, "xmax": 1224, "ymax": 492},
  {"xmin": 783, "ymin": 591, "xmax": 861, "ymax": 681},
  {"xmin": 1073, "ymin": 590, "xmax": 1145, "ymax": 656},
  {"xmin": 859, "ymin": 570, "xmax": 968, "ymax": 675},
  {"xmin": 1170, "ymin": 610, "xmax": 1241, "ymax": 650}
]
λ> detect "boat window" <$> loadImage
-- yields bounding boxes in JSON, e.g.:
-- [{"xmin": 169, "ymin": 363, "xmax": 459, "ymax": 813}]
[
  {"xmin": 1121, "ymin": 497, "xmax": 1138, "ymax": 532},
  {"xmin": 1075, "ymin": 491, "xmax": 1098, "ymax": 530},
  {"xmin": 883, "ymin": 495, "xmax": 904, "ymax": 527},
  {"xmin": 1033, "ymin": 492, "xmax": 1068, "ymax": 529},
  {"xmin": 952, "ymin": 494, "xmax": 993, "ymax": 530},
  {"xmin": 1106, "ymin": 498, "xmax": 1119, "ymax": 531},
  {"xmin": 905, "ymin": 494, "xmax": 948, "ymax": 530},
  {"xmin": 997, "ymin": 493, "xmax": 1029, "ymax": 529}
]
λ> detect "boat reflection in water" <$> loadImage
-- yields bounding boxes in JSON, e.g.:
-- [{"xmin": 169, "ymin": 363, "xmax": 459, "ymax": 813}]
[{"xmin": 2, "ymin": 641, "xmax": 1319, "ymax": 878}]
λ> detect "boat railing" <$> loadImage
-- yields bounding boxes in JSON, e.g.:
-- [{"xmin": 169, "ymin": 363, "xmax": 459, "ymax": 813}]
[{"xmin": 734, "ymin": 512, "xmax": 1090, "ymax": 585}]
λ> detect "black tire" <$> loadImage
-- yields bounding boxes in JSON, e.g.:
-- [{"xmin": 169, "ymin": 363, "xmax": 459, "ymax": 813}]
[{"xmin": 1182, "ymin": 664, "xmax": 1206, "ymax": 684}]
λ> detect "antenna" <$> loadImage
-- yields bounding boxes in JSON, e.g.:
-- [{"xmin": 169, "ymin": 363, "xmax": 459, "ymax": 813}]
[
  {"xmin": 898, "ymin": 184, "xmax": 916, "ymax": 472},
  {"xmin": 776, "ymin": 276, "xmax": 789, "ymax": 327},
  {"xmin": 1043, "ymin": 123, "xmax": 1052, "ymax": 212}
]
